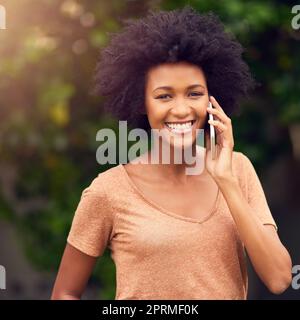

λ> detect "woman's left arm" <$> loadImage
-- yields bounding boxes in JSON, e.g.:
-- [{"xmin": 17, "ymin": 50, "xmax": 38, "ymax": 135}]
[
  {"xmin": 205, "ymin": 96, "xmax": 292, "ymax": 295},
  {"xmin": 216, "ymin": 177, "xmax": 292, "ymax": 294}
]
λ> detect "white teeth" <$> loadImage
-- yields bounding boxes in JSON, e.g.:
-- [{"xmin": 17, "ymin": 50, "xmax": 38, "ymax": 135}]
[{"xmin": 165, "ymin": 121, "xmax": 193, "ymax": 130}]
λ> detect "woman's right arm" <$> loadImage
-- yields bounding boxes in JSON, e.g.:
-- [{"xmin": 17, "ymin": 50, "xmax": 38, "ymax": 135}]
[{"xmin": 51, "ymin": 243, "xmax": 97, "ymax": 300}]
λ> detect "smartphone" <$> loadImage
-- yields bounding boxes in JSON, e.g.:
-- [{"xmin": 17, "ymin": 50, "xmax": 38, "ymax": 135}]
[{"xmin": 208, "ymin": 100, "xmax": 216, "ymax": 160}]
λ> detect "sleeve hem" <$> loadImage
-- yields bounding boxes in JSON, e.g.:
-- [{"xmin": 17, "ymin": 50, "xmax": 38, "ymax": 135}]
[{"xmin": 67, "ymin": 236, "xmax": 101, "ymax": 258}]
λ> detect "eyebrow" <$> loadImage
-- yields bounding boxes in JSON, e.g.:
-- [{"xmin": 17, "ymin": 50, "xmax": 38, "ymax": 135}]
[{"xmin": 152, "ymin": 84, "xmax": 205, "ymax": 93}]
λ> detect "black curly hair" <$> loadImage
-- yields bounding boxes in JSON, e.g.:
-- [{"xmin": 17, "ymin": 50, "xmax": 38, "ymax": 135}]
[{"xmin": 92, "ymin": 5, "xmax": 256, "ymax": 131}]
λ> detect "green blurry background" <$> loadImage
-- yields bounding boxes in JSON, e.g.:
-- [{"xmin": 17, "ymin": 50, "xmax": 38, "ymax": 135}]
[{"xmin": 0, "ymin": 0, "xmax": 299, "ymax": 300}]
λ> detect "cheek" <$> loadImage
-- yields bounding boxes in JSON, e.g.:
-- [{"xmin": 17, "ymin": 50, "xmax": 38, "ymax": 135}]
[
  {"xmin": 196, "ymin": 106, "xmax": 208, "ymax": 120},
  {"xmin": 146, "ymin": 101, "xmax": 166, "ymax": 123},
  {"xmin": 147, "ymin": 112, "xmax": 166, "ymax": 130},
  {"xmin": 193, "ymin": 97, "xmax": 209, "ymax": 116},
  {"xmin": 195, "ymin": 105, "xmax": 209, "ymax": 130}
]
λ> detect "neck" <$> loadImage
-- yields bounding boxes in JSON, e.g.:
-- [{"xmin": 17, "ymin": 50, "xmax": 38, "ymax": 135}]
[{"xmin": 138, "ymin": 142, "xmax": 209, "ymax": 183}]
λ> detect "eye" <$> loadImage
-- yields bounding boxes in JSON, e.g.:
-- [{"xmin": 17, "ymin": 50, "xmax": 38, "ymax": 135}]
[
  {"xmin": 189, "ymin": 92, "xmax": 204, "ymax": 97},
  {"xmin": 155, "ymin": 94, "xmax": 172, "ymax": 100}
]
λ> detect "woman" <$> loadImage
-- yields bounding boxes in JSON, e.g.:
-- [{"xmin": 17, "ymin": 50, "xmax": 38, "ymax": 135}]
[{"xmin": 51, "ymin": 6, "xmax": 292, "ymax": 300}]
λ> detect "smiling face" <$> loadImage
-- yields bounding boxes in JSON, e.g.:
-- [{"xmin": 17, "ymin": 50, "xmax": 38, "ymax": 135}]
[{"xmin": 145, "ymin": 61, "xmax": 209, "ymax": 150}]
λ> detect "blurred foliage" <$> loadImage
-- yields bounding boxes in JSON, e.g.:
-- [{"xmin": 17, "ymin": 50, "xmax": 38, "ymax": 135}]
[{"xmin": 0, "ymin": 0, "xmax": 299, "ymax": 299}]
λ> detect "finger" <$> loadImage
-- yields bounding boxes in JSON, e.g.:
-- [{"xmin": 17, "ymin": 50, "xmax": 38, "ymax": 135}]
[
  {"xmin": 210, "ymin": 96, "xmax": 224, "ymax": 112},
  {"xmin": 207, "ymin": 106, "xmax": 231, "ymax": 124},
  {"xmin": 208, "ymin": 119, "xmax": 227, "ymax": 133},
  {"xmin": 209, "ymin": 96, "xmax": 231, "ymax": 122}
]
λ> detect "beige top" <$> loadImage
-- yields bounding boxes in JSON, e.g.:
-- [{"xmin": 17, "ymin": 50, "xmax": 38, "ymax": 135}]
[{"xmin": 67, "ymin": 151, "xmax": 277, "ymax": 300}]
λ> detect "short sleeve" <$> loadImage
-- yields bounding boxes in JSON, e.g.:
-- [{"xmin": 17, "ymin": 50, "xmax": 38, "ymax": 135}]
[
  {"xmin": 67, "ymin": 176, "xmax": 115, "ymax": 257},
  {"xmin": 240, "ymin": 153, "xmax": 278, "ymax": 232}
]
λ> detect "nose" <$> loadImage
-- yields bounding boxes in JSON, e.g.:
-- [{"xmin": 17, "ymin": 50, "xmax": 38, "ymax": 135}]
[{"xmin": 171, "ymin": 100, "xmax": 191, "ymax": 118}]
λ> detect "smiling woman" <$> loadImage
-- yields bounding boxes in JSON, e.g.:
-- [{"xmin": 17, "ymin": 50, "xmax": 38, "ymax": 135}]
[{"xmin": 51, "ymin": 5, "xmax": 292, "ymax": 300}]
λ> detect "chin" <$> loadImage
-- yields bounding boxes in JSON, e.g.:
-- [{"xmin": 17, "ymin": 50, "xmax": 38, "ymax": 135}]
[{"xmin": 164, "ymin": 135, "xmax": 196, "ymax": 151}]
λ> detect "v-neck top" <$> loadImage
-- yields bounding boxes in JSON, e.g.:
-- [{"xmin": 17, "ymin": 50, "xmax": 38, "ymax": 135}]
[
  {"xmin": 119, "ymin": 163, "xmax": 221, "ymax": 224},
  {"xmin": 67, "ymin": 151, "xmax": 277, "ymax": 300}
]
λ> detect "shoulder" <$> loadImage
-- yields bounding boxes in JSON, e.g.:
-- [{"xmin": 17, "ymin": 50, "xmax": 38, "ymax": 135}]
[
  {"xmin": 74, "ymin": 165, "xmax": 125, "ymax": 220},
  {"xmin": 89, "ymin": 165, "xmax": 122, "ymax": 190},
  {"xmin": 81, "ymin": 165, "xmax": 127, "ymax": 203},
  {"xmin": 232, "ymin": 150, "xmax": 254, "ymax": 169}
]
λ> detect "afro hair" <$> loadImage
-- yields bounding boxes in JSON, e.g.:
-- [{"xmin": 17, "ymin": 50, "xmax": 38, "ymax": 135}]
[{"xmin": 92, "ymin": 5, "xmax": 256, "ymax": 130}]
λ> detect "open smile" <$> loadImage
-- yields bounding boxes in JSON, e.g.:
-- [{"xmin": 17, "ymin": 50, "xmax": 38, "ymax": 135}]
[{"xmin": 164, "ymin": 120, "xmax": 196, "ymax": 134}]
